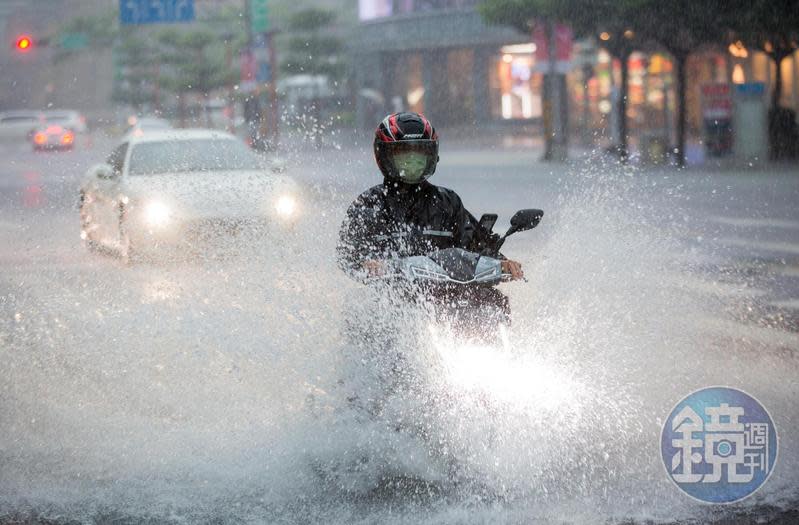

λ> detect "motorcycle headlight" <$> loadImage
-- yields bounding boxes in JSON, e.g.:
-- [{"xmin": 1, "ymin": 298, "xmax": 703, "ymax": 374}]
[
  {"xmin": 275, "ymin": 194, "xmax": 297, "ymax": 218},
  {"xmin": 429, "ymin": 324, "xmax": 580, "ymax": 410},
  {"xmin": 143, "ymin": 200, "xmax": 171, "ymax": 228}
]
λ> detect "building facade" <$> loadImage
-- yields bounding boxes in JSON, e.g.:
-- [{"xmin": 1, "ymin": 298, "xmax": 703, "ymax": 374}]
[
  {"xmin": 354, "ymin": 1, "xmax": 534, "ymax": 132},
  {"xmin": 355, "ymin": 0, "xmax": 799, "ymax": 154}
]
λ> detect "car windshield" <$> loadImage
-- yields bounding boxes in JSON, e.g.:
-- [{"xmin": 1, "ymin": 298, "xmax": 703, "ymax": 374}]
[
  {"xmin": 45, "ymin": 116, "xmax": 70, "ymax": 123},
  {"xmin": 135, "ymin": 119, "xmax": 170, "ymax": 129},
  {"xmin": 128, "ymin": 138, "xmax": 262, "ymax": 175},
  {"xmin": 1, "ymin": 116, "xmax": 37, "ymax": 123}
]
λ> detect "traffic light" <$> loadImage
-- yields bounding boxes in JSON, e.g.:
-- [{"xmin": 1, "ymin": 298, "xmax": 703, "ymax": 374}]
[{"xmin": 14, "ymin": 34, "xmax": 33, "ymax": 53}]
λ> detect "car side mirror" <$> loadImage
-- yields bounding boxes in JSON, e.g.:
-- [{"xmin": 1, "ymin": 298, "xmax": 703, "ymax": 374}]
[
  {"xmin": 89, "ymin": 163, "xmax": 117, "ymax": 180},
  {"xmin": 507, "ymin": 208, "xmax": 543, "ymax": 236}
]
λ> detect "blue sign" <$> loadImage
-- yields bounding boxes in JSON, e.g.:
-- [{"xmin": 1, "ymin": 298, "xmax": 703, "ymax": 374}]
[
  {"xmin": 120, "ymin": 0, "xmax": 194, "ymax": 25},
  {"xmin": 734, "ymin": 83, "xmax": 765, "ymax": 97},
  {"xmin": 252, "ymin": 34, "xmax": 272, "ymax": 83},
  {"xmin": 661, "ymin": 386, "xmax": 778, "ymax": 503},
  {"xmin": 257, "ymin": 61, "xmax": 272, "ymax": 83}
]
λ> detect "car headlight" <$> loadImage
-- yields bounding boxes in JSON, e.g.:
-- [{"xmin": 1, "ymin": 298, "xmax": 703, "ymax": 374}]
[
  {"xmin": 143, "ymin": 200, "xmax": 171, "ymax": 228},
  {"xmin": 275, "ymin": 194, "xmax": 297, "ymax": 218}
]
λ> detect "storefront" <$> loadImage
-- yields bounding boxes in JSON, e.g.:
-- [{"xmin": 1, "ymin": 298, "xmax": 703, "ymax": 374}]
[
  {"xmin": 489, "ymin": 43, "xmax": 543, "ymax": 121},
  {"xmin": 354, "ymin": 4, "xmax": 533, "ymax": 130},
  {"xmin": 356, "ymin": 1, "xmax": 799, "ymax": 148}
]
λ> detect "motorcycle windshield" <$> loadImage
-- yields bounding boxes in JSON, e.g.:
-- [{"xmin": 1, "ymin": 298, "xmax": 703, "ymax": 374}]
[{"xmin": 427, "ymin": 248, "xmax": 480, "ymax": 282}]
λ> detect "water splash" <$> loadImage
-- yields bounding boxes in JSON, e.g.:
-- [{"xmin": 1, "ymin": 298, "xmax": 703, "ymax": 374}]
[{"xmin": 1, "ymin": 157, "xmax": 797, "ymax": 524}]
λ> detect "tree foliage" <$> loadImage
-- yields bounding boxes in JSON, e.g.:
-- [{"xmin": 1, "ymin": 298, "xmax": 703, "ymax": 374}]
[
  {"xmin": 54, "ymin": 10, "xmax": 117, "ymax": 58},
  {"xmin": 111, "ymin": 34, "xmax": 158, "ymax": 110},
  {"xmin": 479, "ymin": 0, "xmax": 730, "ymax": 166},
  {"xmin": 158, "ymin": 29, "xmax": 229, "ymax": 95},
  {"xmin": 724, "ymin": 0, "xmax": 799, "ymax": 117},
  {"xmin": 725, "ymin": 0, "xmax": 799, "ymax": 62},
  {"xmin": 281, "ymin": 8, "xmax": 346, "ymax": 81}
]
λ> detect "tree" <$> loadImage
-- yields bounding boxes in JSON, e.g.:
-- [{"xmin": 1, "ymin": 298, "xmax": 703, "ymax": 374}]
[
  {"xmin": 634, "ymin": 0, "xmax": 728, "ymax": 167},
  {"xmin": 480, "ymin": 1, "xmax": 569, "ymax": 160},
  {"xmin": 53, "ymin": 11, "xmax": 117, "ymax": 61},
  {"xmin": 548, "ymin": 1, "xmax": 647, "ymax": 162},
  {"xmin": 725, "ymin": 0, "xmax": 799, "ymax": 159},
  {"xmin": 280, "ymin": 7, "xmax": 347, "ymax": 143},
  {"xmin": 281, "ymin": 8, "xmax": 346, "ymax": 83},
  {"xmin": 481, "ymin": 0, "xmax": 728, "ymax": 167},
  {"xmin": 480, "ymin": 0, "xmax": 643, "ymax": 162},
  {"xmin": 112, "ymin": 33, "xmax": 160, "ymax": 112},
  {"xmin": 157, "ymin": 29, "xmax": 235, "ymax": 126}
]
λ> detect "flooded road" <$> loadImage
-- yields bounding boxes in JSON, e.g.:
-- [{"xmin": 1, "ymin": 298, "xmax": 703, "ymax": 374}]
[{"xmin": 1, "ymin": 138, "xmax": 798, "ymax": 523}]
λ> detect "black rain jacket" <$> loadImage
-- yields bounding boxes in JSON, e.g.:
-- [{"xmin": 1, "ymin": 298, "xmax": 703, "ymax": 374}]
[{"xmin": 337, "ymin": 180, "xmax": 492, "ymax": 277}]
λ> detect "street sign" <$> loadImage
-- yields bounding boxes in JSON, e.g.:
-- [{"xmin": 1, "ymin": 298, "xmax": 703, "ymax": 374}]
[
  {"xmin": 733, "ymin": 83, "xmax": 767, "ymax": 161},
  {"xmin": 60, "ymin": 32, "xmax": 88, "ymax": 51},
  {"xmin": 240, "ymin": 49, "xmax": 257, "ymax": 93},
  {"xmin": 734, "ymin": 82, "xmax": 765, "ymax": 96},
  {"xmin": 120, "ymin": 0, "xmax": 195, "ymax": 25},
  {"xmin": 533, "ymin": 22, "xmax": 573, "ymax": 74},
  {"xmin": 701, "ymin": 84, "xmax": 732, "ymax": 120},
  {"xmin": 257, "ymin": 61, "xmax": 271, "ymax": 83},
  {"xmin": 250, "ymin": 0, "xmax": 269, "ymax": 34}
]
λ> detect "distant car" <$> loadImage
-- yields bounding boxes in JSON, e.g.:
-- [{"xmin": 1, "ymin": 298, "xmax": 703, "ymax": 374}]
[
  {"xmin": 43, "ymin": 110, "xmax": 87, "ymax": 133},
  {"xmin": 32, "ymin": 124, "xmax": 75, "ymax": 151},
  {"xmin": 0, "ymin": 110, "xmax": 43, "ymax": 141},
  {"xmin": 123, "ymin": 116, "xmax": 172, "ymax": 140},
  {"xmin": 79, "ymin": 129, "xmax": 300, "ymax": 261}
]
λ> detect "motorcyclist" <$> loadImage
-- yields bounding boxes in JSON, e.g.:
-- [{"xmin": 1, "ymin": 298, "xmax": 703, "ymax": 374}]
[{"xmin": 337, "ymin": 111, "xmax": 523, "ymax": 280}]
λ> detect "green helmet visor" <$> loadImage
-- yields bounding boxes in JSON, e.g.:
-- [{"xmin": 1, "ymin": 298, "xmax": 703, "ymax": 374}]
[
  {"xmin": 393, "ymin": 151, "xmax": 430, "ymax": 183},
  {"xmin": 380, "ymin": 140, "xmax": 438, "ymax": 184}
]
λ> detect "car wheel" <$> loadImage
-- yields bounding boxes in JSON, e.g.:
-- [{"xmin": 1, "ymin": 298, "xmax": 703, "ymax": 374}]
[
  {"xmin": 118, "ymin": 203, "xmax": 136, "ymax": 264},
  {"xmin": 79, "ymin": 192, "xmax": 99, "ymax": 251}
]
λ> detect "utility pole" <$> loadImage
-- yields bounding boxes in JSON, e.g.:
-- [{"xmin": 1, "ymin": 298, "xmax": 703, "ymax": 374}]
[
  {"xmin": 243, "ymin": 0, "xmax": 268, "ymax": 148},
  {"xmin": 244, "ymin": 0, "xmax": 279, "ymax": 151},
  {"xmin": 223, "ymin": 33, "xmax": 235, "ymax": 133},
  {"xmin": 258, "ymin": 30, "xmax": 279, "ymax": 150}
]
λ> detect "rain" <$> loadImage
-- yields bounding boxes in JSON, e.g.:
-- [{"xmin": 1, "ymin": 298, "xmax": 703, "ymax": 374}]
[{"xmin": 1, "ymin": 1, "xmax": 798, "ymax": 523}]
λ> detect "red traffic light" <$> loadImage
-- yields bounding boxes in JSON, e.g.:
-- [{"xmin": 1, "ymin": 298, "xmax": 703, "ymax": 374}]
[{"xmin": 14, "ymin": 35, "xmax": 33, "ymax": 52}]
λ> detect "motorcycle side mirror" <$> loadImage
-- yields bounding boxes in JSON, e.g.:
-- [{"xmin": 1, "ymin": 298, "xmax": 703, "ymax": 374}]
[
  {"xmin": 478, "ymin": 213, "xmax": 498, "ymax": 233},
  {"xmin": 506, "ymin": 208, "xmax": 543, "ymax": 236}
]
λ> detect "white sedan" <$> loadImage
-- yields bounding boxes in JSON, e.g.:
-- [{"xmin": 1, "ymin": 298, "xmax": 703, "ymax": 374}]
[
  {"xmin": 79, "ymin": 129, "xmax": 300, "ymax": 261},
  {"xmin": 0, "ymin": 110, "xmax": 43, "ymax": 141}
]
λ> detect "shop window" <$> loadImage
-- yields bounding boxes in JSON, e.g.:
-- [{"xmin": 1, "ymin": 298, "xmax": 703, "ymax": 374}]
[
  {"xmin": 732, "ymin": 64, "xmax": 746, "ymax": 84},
  {"xmin": 779, "ymin": 55, "xmax": 793, "ymax": 108},
  {"xmin": 489, "ymin": 45, "xmax": 541, "ymax": 120},
  {"xmin": 753, "ymin": 52, "xmax": 770, "ymax": 84},
  {"xmin": 389, "ymin": 53, "xmax": 425, "ymax": 114}
]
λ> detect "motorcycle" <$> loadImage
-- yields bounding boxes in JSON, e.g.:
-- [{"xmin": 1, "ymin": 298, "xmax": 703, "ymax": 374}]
[
  {"xmin": 337, "ymin": 207, "xmax": 544, "ymax": 419},
  {"xmin": 368, "ymin": 208, "xmax": 543, "ymax": 344},
  {"xmin": 313, "ymin": 209, "xmax": 546, "ymax": 490}
]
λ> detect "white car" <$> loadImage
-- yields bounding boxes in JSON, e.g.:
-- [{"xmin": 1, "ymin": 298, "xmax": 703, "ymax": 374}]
[
  {"xmin": 79, "ymin": 129, "xmax": 300, "ymax": 261},
  {"xmin": 0, "ymin": 110, "xmax": 43, "ymax": 141}
]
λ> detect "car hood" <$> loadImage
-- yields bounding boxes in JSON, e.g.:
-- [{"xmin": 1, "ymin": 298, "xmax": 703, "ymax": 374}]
[{"xmin": 120, "ymin": 170, "xmax": 301, "ymax": 219}]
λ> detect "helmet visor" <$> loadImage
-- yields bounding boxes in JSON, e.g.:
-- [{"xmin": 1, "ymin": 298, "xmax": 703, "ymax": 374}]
[
  {"xmin": 394, "ymin": 151, "xmax": 429, "ymax": 183},
  {"xmin": 383, "ymin": 141, "xmax": 438, "ymax": 184}
]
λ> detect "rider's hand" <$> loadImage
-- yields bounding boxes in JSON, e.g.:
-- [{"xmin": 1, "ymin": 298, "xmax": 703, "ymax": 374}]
[
  {"xmin": 362, "ymin": 259, "xmax": 385, "ymax": 277},
  {"xmin": 501, "ymin": 259, "xmax": 524, "ymax": 280}
]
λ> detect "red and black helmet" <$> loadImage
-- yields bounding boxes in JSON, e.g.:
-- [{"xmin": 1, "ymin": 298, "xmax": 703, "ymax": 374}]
[{"xmin": 374, "ymin": 112, "xmax": 439, "ymax": 184}]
